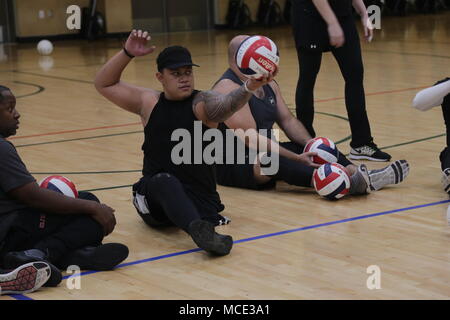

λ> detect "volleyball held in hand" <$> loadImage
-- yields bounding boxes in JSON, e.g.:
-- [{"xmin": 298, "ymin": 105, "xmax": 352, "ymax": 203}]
[
  {"xmin": 235, "ymin": 35, "xmax": 279, "ymax": 78},
  {"xmin": 313, "ymin": 163, "xmax": 350, "ymax": 200},
  {"xmin": 39, "ymin": 175, "xmax": 79, "ymax": 198},
  {"xmin": 37, "ymin": 40, "xmax": 53, "ymax": 56},
  {"xmin": 304, "ymin": 137, "xmax": 339, "ymax": 164}
]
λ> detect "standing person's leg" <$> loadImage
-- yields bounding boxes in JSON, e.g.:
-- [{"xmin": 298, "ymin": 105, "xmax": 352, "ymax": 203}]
[
  {"xmin": 295, "ymin": 48, "xmax": 323, "ymax": 138},
  {"xmin": 331, "ymin": 18, "xmax": 391, "ymax": 162}
]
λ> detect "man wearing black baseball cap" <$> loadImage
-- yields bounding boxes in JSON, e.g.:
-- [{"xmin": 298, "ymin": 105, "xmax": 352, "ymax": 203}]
[{"xmin": 94, "ymin": 30, "xmax": 276, "ymax": 256}]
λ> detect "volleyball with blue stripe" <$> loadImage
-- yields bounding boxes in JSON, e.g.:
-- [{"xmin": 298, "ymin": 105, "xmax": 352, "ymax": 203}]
[
  {"xmin": 303, "ymin": 137, "xmax": 339, "ymax": 164},
  {"xmin": 38, "ymin": 175, "xmax": 79, "ymax": 198},
  {"xmin": 313, "ymin": 163, "xmax": 350, "ymax": 200},
  {"xmin": 235, "ymin": 35, "xmax": 279, "ymax": 78}
]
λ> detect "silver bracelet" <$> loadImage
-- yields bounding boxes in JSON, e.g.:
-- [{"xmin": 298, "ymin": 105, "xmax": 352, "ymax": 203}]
[{"xmin": 243, "ymin": 80, "xmax": 255, "ymax": 93}]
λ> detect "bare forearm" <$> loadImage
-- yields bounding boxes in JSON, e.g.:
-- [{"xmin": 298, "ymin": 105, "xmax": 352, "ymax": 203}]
[
  {"xmin": 282, "ymin": 117, "xmax": 313, "ymax": 146},
  {"xmin": 352, "ymin": 0, "xmax": 367, "ymax": 17},
  {"xmin": 312, "ymin": 0, "xmax": 339, "ymax": 25},
  {"xmin": 12, "ymin": 183, "xmax": 96, "ymax": 216},
  {"xmin": 95, "ymin": 50, "xmax": 132, "ymax": 89},
  {"xmin": 238, "ymin": 130, "xmax": 301, "ymax": 161},
  {"xmin": 197, "ymin": 85, "xmax": 253, "ymax": 123}
]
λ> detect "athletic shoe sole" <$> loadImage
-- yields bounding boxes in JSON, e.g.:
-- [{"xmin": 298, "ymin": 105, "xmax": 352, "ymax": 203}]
[
  {"xmin": 0, "ymin": 262, "xmax": 51, "ymax": 295},
  {"xmin": 348, "ymin": 153, "xmax": 390, "ymax": 162},
  {"xmin": 189, "ymin": 220, "xmax": 233, "ymax": 256},
  {"xmin": 2, "ymin": 252, "xmax": 62, "ymax": 287}
]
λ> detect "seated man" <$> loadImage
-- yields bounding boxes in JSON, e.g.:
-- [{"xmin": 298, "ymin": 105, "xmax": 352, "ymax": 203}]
[
  {"xmin": 412, "ymin": 77, "xmax": 450, "ymax": 194},
  {"xmin": 212, "ymin": 35, "xmax": 410, "ymax": 196},
  {"xmin": 94, "ymin": 30, "xmax": 275, "ymax": 256},
  {"xmin": 0, "ymin": 85, "xmax": 128, "ymax": 289}
]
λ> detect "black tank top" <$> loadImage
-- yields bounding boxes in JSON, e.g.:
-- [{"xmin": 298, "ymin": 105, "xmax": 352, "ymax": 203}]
[
  {"xmin": 294, "ymin": 0, "xmax": 353, "ymax": 17},
  {"xmin": 218, "ymin": 69, "xmax": 278, "ymax": 131},
  {"xmin": 142, "ymin": 91, "xmax": 222, "ymax": 204},
  {"xmin": 216, "ymin": 69, "xmax": 278, "ymax": 163}
]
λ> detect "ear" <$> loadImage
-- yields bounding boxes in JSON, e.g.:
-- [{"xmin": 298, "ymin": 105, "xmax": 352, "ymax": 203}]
[{"xmin": 155, "ymin": 71, "xmax": 163, "ymax": 83}]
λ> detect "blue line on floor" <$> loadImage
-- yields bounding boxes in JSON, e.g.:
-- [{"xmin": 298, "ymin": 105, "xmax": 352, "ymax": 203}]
[{"xmin": 12, "ymin": 199, "xmax": 450, "ymax": 300}]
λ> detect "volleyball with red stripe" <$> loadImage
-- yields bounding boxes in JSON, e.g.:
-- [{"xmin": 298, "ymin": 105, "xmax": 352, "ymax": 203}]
[
  {"xmin": 304, "ymin": 137, "xmax": 339, "ymax": 164},
  {"xmin": 313, "ymin": 163, "xmax": 350, "ymax": 200},
  {"xmin": 38, "ymin": 175, "xmax": 79, "ymax": 198},
  {"xmin": 235, "ymin": 35, "xmax": 279, "ymax": 78}
]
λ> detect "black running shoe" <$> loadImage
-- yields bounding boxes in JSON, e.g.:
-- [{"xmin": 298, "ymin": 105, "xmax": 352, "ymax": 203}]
[
  {"xmin": 188, "ymin": 220, "xmax": 233, "ymax": 256},
  {"xmin": 0, "ymin": 262, "xmax": 51, "ymax": 295},
  {"xmin": 349, "ymin": 142, "xmax": 391, "ymax": 162},
  {"xmin": 56, "ymin": 243, "xmax": 129, "ymax": 271},
  {"xmin": 2, "ymin": 249, "xmax": 62, "ymax": 287}
]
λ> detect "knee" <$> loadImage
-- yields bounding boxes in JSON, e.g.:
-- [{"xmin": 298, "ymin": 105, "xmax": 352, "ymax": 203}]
[
  {"xmin": 78, "ymin": 191, "xmax": 100, "ymax": 203},
  {"xmin": 149, "ymin": 173, "xmax": 181, "ymax": 188}
]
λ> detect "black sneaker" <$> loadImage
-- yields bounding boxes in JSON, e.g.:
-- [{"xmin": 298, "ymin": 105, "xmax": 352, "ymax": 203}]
[
  {"xmin": 2, "ymin": 249, "xmax": 62, "ymax": 287},
  {"xmin": 56, "ymin": 243, "xmax": 129, "ymax": 271},
  {"xmin": 349, "ymin": 142, "xmax": 391, "ymax": 162},
  {"xmin": 0, "ymin": 261, "xmax": 51, "ymax": 295},
  {"xmin": 188, "ymin": 220, "xmax": 233, "ymax": 256}
]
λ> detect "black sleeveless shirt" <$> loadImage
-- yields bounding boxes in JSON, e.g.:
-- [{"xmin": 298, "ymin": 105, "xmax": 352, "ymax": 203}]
[
  {"xmin": 218, "ymin": 69, "xmax": 278, "ymax": 131},
  {"xmin": 217, "ymin": 69, "xmax": 278, "ymax": 162},
  {"xmin": 142, "ymin": 91, "xmax": 222, "ymax": 207}
]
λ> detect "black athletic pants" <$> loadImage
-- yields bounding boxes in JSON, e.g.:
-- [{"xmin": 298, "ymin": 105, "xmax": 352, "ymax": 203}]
[
  {"xmin": 440, "ymin": 96, "xmax": 450, "ymax": 170},
  {"xmin": 133, "ymin": 173, "xmax": 227, "ymax": 232},
  {"xmin": 270, "ymin": 141, "xmax": 353, "ymax": 187},
  {"xmin": 0, "ymin": 192, "xmax": 104, "ymax": 265},
  {"xmin": 294, "ymin": 16, "xmax": 374, "ymax": 148}
]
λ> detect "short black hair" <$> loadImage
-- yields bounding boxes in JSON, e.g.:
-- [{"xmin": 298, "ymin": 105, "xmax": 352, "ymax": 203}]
[{"xmin": 0, "ymin": 85, "xmax": 11, "ymax": 103}]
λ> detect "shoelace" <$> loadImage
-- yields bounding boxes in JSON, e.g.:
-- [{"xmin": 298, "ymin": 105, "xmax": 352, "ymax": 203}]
[{"xmin": 356, "ymin": 145, "xmax": 376, "ymax": 156}]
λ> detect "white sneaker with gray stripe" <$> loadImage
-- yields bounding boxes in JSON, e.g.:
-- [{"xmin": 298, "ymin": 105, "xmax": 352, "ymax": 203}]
[{"xmin": 367, "ymin": 160, "xmax": 410, "ymax": 191}]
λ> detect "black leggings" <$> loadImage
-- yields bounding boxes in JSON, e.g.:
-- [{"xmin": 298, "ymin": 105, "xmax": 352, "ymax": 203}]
[
  {"xmin": 0, "ymin": 192, "xmax": 104, "ymax": 264},
  {"xmin": 295, "ymin": 17, "xmax": 373, "ymax": 148},
  {"xmin": 133, "ymin": 173, "xmax": 227, "ymax": 232},
  {"xmin": 266, "ymin": 141, "xmax": 353, "ymax": 188},
  {"xmin": 439, "ymin": 94, "xmax": 450, "ymax": 170}
]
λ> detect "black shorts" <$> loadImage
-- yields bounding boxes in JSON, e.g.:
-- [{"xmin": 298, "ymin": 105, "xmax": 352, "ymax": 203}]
[{"xmin": 292, "ymin": 13, "xmax": 358, "ymax": 53}]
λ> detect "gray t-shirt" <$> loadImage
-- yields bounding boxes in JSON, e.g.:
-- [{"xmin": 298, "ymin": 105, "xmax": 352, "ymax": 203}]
[{"xmin": 0, "ymin": 136, "xmax": 35, "ymax": 215}]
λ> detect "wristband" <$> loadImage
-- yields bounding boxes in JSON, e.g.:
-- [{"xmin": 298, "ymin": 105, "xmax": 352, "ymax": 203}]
[
  {"xmin": 244, "ymin": 80, "xmax": 255, "ymax": 93},
  {"xmin": 123, "ymin": 47, "xmax": 135, "ymax": 59}
]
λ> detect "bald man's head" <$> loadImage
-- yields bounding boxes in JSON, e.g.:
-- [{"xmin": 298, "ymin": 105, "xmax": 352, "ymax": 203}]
[{"xmin": 228, "ymin": 35, "xmax": 250, "ymax": 66}]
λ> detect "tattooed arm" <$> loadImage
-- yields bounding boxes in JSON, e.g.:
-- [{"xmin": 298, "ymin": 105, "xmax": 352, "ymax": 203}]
[{"xmin": 193, "ymin": 74, "xmax": 274, "ymax": 127}]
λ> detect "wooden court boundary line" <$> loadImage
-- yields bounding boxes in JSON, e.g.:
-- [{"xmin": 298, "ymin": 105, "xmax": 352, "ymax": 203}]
[{"xmin": 9, "ymin": 198, "xmax": 450, "ymax": 301}]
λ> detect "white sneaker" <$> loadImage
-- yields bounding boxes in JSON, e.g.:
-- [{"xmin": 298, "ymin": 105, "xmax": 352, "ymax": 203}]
[
  {"xmin": 368, "ymin": 160, "xmax": 410, "ymax": 191},
  {"xmin": 0, "ymin": 261, "xmax": 51, "ymax": 295}
]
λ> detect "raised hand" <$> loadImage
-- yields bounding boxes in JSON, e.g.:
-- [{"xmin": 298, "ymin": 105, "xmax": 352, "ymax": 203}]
[
  {"xmin": 246, "ymin": 70, "xmax": 277, "ymax": 92},
  {"xmin": 124, "ymin": 29, "xmax": 156, "ymax": 57}
]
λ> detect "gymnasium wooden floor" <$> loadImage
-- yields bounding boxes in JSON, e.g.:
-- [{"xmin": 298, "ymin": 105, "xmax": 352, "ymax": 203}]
[{"xmin": 0, "ymin": 12, "xmax": 449, "ymax": 300}]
